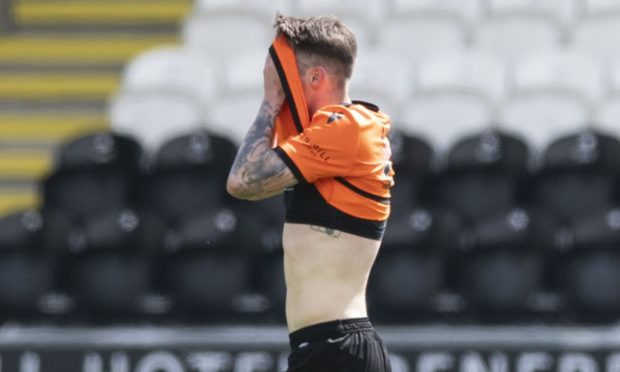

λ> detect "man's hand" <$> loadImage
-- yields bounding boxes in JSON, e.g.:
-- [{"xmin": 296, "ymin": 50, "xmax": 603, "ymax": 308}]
[
  {"xmin": 263, "ymin": 54, "xmax": 286, "ymax": 108},
  {"xmin": 226, "ymin": 54, "xmax": 298, "ymax": 201}
]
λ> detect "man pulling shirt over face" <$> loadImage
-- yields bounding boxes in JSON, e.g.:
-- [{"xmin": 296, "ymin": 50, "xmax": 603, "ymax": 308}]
[{"xmin": 227, "ymin": 13, "xmax": 394, "ymax": 372}]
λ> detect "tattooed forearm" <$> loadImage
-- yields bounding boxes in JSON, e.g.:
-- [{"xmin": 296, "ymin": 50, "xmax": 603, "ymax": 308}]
[
  {"xmin": 309, "ymin": 225, "xmax": 342, "ymax": 238},
  {"xmin": 227, "ymin": 100, "xmax": 298, "ymax": 200}
]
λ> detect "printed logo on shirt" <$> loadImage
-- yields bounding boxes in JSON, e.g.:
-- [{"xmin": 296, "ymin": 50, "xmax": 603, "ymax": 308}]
[
  {"xmin": 327, "ymin": 112, "xmax": 344, "ymax": 124},
  {"xmin": 299, "ymin": 132, "xmax": 331, "ymax": 162}
]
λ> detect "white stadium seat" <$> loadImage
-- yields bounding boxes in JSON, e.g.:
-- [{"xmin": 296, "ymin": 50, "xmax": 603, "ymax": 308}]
[
  {"xmin": 295, "ymin": 0, "xmax": 377, "ymax": 47},
  {"xmin": 296, "ymin": 0, "xmax": 384, "ymax": 24},
  {"xmin": 475, "ymin": 0, "xmax": 567, "ymax": 60},
  {"xmin": 485, "ymin": 0, "xmax": 577, "ymax": 25},
  {"xmin": 378, "ymin": 13, "xmax": 468, "ymax": 61},
  {"xmin": 182, "ymin": 13, "xmax": 274, "ymax": 62},
  {"xmin": 390, "ymin": 0, "xmax": 483, "ymax": 23},
  {"xmin": 193, "ymin": 0, "xmax": 292, "ymax": 21},
  {"xmin": 210, "ymin": 91, "xmax": 263, "ymax": 145},
  {"xmin": 500, "ymin": 49, "xmax": 603, "ymax": 151},
  {"xmin": 594, "ymin": 58, "xmax": 620, "ymax": 138},
  {"xmin": 401, "ymin": 50, "xmax": 506, "ymax": 151},
  {"xmin": 209, "ymin": 50, "xmax": 265, "ymax": 143},
  {"xmin": 109, "ymin": 91, "xmax": 205, "ymax": 152},
  {"xmin": 573, "ymin": 0, "xmax": 620, "ymax": 61},
  {"xmin": 223, "ymin": 49, "xmax": 265, "ymax": 95},
  {"xmin": 121, "ymin": 45, "xmax": 219, "ymax": 109},
  {"xmin": 349, "ymin": 47, "xmax": 412, "ymax": 123}
]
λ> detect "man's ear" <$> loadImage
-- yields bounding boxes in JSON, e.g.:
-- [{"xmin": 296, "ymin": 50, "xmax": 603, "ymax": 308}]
[{"xmin": 308, "ymin": 66, "xmax": 326, "ymax": 88}]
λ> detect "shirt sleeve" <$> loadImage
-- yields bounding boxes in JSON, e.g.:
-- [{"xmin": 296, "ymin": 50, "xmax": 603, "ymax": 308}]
[{"xmin": 273, "ymin": 111, "xmax": 359, "ymax": 183}]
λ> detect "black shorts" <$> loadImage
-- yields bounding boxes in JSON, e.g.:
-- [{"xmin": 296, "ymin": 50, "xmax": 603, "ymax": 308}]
[{"xmin": 287, "ymin": 318, "xmax": 392, "ymax": 372}]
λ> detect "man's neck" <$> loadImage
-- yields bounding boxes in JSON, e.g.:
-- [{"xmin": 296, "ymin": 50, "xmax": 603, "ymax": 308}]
[{"xmin": 309, "ymin": 90, "xmax": 350, "ymax": 116}]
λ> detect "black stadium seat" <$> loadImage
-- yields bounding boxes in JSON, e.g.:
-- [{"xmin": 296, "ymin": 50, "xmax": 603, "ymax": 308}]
[
  {"xmin": 554, "ymin": 207, "xmax": 620, "ymax": 322},
  {"xmin": 55, "ymin": 131, "xmax": 143, "ymax": 172},
  {"xmin": 42, "ymin": 132, "xmax": 143, "ymax": 219},
  {"xmin": 388, "ymin": 131, "xmax": 435, "ymax": 211},
  {"xmin": 163, "ymin": 249, "xmax": 250, "ymax": 322},
  {"xmin": 433, "ymin": 131, "xmax": 529, "ymax": 221},
  {"xmin": 455, "ymin": 207, "xmax": 557, "ymax": 322},
  {"xmin": 528, "ymin": 131, "xmax": 620, "ymax": 222},
  {"xmin": 153, "ymin": 130, "xmax": 237, "ymax": 175},
  {"xmin": 0, "ymin": 210, "xmax": 56, "ymax": 319},
  {"xmin": 64, "ymin": 207, "xmax": 164, "ymax": 322},
  {"xmin": 368, "ymin": 207, "xmax": 464, "ymax": 322},
  {"xmin": 139, "ymin": 130, "xmax": 237, "ymax": 222},
  {"xmin": 163, "ymin": 197, "xmax": 285, "ymax": 322}
]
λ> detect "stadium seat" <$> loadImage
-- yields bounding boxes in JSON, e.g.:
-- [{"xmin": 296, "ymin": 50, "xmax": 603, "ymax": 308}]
[
  {"xmin": 42, "ymin": 132, "xmax": 143, "ymax": 219},
  {"xmin": 238, "ymin": 197, "xmax": 286, "ymax": 321},
  {"xmin": 109, "ymin": 90, "xmax": 205, "ymax": 152},
  {"xmin": 182, "ymin": 13, "xmax": 273, "ymax": 61},
  {"xmin": 120, "ymin": 45, "xmax": 219, "ymax": 109},
  {"xmin": 499, "ymin": 49, "xmax": 603, "ymax": 151},
  {"xmin": 167, "ymin": 207, "xmax": 242, "ymax": 252},
  {"xmin": 455, "ymin": 208, "xmax": 551, "ymax": 322},
  {"xmin": 402, "ymin": 50, "xmax": 505, "ymax": 152},
  {"xmin": 485, "ymin": 0, "xmax": 577, "ymax": 25},
  {"xmin": 296, "ymin": 0, "xmax": 381, "ymax": 45},
  {"xmin": 138, "ymin": 131, "xmax": 237, "ymax": 223},
  {"xmin": 387, "ymin": 131, "xmax": 435, "ymax": 227},
  {"xmin": 378, "ymin": 10, "xmax": 467, "ymax": 60},
  {"xmin": 162, "ymin": 246, "xmax": 251, "ymax": 322},
  {"xmin": 594, "ymin": 58, "xmax": 620, "ymax": 138},
  {"xmin": 229, "ymin": 197, "xmax": 285, "ymax": 253},
  {"xmin": 53, "ymin": 131, "xmax": 143, "ymax": 172},
  {"xmin": 0, "ymin": 209, "xmax": 44, "ymax": 251},
  {"xmin": 255, "ymin": 249, "xmax": 286, "ymax": 322},
  {"xmin": 209, "ymin": 50, "xmax": 265, "ymax": 143},
  {"xmin": 553, "ymin": 207, "xmax": 620, "ymax": 322},
  {"xmin": 527, "ymin": 131, "xmax": 620, "ymax": 222},
  {"xmin": 389, "ymin": 0, "xmax": 482, "ymax": 24},
  {"xmin": 369, "ymin": 207, "xmax": 464, "ymax": 322},
  {"xmin": 475, "ymin": 0, "xmax": 567, "ymax": 60},
  {"xmin": 0, "ymin": 210, "xmax": 57, "ymax": 319},
  {"xmin": 349, "ymin": 47, "xmax": 411, "ymax": 123},
  {"xmin": 192, "ymin": 0, "xmax": 292, "ymax": 22},
  {"xmin": 573, "ymin": 0, "xmax": 620, "ymax": 61},
  {"xmin": 153, "ymin": 130, "xmax": 237, "ymax": 175},
  {"xmin": 66, "ymin": 207, "xmax": 165, "ymax": 321},
  {"xmin": 432, "ymin": 131, "xmax": 529, "ymax": 221}
]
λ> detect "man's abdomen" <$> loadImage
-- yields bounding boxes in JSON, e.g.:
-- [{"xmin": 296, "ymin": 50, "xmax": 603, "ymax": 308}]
[{"xmin": 282, "ymin": 223, "xmax": 381, "ymax": 332}]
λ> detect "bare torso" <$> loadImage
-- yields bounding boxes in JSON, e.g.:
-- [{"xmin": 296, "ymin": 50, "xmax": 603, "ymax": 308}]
[{"xmin": 282, "ymin": 222, "xmax": 381, "ymax": 332}]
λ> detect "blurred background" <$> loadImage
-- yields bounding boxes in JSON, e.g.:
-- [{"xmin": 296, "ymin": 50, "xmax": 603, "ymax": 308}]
[{"xmin": 2, "ymin": 0, "xmax": 620, "ymax": 371}]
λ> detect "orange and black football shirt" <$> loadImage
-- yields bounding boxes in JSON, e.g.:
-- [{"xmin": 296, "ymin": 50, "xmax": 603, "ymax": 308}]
[
  {"xmin": 274, "ymin": 101, "xmax": 394, "ymax": 240},
  {"xmin": 269, "ymin": 35, "xmax": 394, "ymax": 240}
]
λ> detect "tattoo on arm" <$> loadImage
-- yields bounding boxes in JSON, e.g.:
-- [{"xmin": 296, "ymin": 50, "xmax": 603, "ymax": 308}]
[
  {"xmin": 228, "ymin": 100, "xmax": 298, "ymax": 200},
  {"xmin": 309, "ymin": 225, "xmax": 342, "ymax": 238}
]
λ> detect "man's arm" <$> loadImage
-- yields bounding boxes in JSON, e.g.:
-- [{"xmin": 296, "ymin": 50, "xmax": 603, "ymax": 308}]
[{"xmin": 226, "ymin": 99, "xmax": 298, "ymax": 201}]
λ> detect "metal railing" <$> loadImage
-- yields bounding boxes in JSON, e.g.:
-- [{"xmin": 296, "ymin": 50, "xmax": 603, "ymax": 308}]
[{"xmin": 0, "ymin": 0, "xmax": 15, "ymax": 32}]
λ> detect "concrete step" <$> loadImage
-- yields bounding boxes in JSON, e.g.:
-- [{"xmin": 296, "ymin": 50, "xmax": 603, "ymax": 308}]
[
  {"xmin": 0, "ymin": 148, "xmax": 51, "ymax": 180},
  {"xmin": 0, "ymin": 113, "xmax": 107, "ymax": 143},
  {"xmin": 0, "ymin": 35, "xmax": 178, "ymax": 65},
  {"xmin": 0, "ymin": 187, "xmax": 39, "ymax": 216},
  {"xmin": 0, "ymin": 72, "xmax": 119, "ymax": 101},
  {"xmin": 15, "ymin": 0, "xmax": 191, "ymax": 26}
]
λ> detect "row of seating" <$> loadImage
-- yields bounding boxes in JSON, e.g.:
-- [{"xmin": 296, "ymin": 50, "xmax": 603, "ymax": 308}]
[
  {"xmin": 106, "ymin": 0, "xmax": 620, "ymax": 154},
  {"xmin": 183, "ymin": 0, "xmax": 620, "ymax": 61},
  {"xmin": 0, "ymin": 129, "xmax": 619, "ymax": 324},
  {"xmin": 1, "ymin": 202, "xmax": 619, "ymax": 324},
  {"xmin": 189, "ymin": 0, "xmax": 616, "ymax": 26},
  {"xmin": 110, "ymin": 45, "xmax": 620, "ymax": 152}
]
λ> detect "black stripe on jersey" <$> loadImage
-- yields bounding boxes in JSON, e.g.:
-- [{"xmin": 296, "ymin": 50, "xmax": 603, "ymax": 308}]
[
  {"xmin": 269, "ymin": 45, "xmax": 304, "ymax": 134},
  {"xmin": 335, "ymin": 177, "xmax": 390, "ymax": 205}
]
